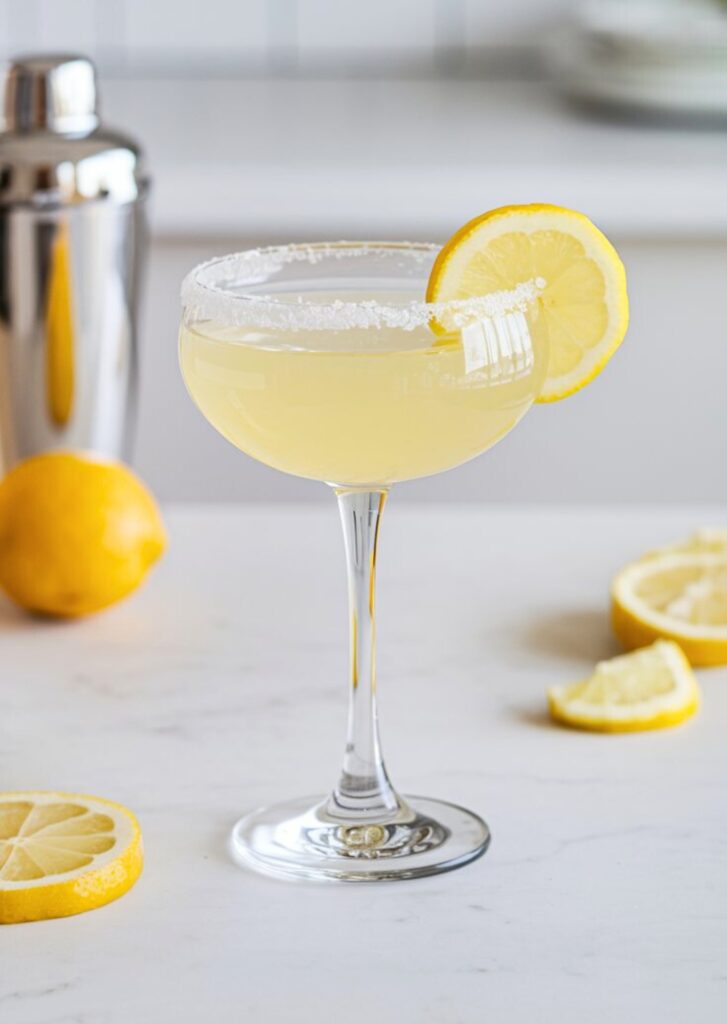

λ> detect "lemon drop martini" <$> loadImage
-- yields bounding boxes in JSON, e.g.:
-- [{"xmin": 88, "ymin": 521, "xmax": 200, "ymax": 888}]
[
  {"xmin": 180, "ymin": 213, "xmax": 628, "ymax": 882},
  {"xmin": 180, "ymin": 280, "xmax": 547, "ymax": 486}
]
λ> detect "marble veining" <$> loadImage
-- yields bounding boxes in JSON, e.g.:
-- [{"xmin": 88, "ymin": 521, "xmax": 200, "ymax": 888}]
[{"xmin": 1, "ymin": 504, "xmax": 726, "ymax": 1023}]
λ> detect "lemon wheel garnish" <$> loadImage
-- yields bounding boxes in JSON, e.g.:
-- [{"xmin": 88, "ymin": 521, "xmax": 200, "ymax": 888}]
[
  {"xmin": 547, "ymin": 641, "xmax": 699, "ymax": 732},
  {"xmin": 427, "ymin": 204, "xmax": 629, "ymax": 401},
  {"xmin": 0, "ymin": 792, "xmax": 143, "ymax": 924},
  {"xmin": 612, "ymin": 550, "xmax": 727, "ymax": 667}
]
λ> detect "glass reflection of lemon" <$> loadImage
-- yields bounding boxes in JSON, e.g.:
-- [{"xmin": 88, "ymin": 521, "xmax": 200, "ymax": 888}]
[
  {"xmin": 45, "ymin": 222, "xmax": 75, "ymax": 428},
  {"xmin": 0, "ymin": 452, "xmax": 166, "ymax": 617}
]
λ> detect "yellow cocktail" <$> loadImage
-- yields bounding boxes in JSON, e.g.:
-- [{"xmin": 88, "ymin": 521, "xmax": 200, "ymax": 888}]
[
  {"xmin": 179, "ymin": 242, "xmax": 546, "ymax": 882},
  {"xmin": 181, "ymin": 289, "xmax": 546, "ymax": 486}
]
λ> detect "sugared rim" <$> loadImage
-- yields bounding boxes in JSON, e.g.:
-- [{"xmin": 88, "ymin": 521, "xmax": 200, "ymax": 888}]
[{"xmin": 180, "ymin": 241, "xmax": 541, "ymax": 332}]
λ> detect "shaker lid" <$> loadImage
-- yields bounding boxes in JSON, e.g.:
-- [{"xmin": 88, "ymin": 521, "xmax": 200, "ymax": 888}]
[
  {"xmin": 2, "ymin": 54, "xmax": 98, "ymax": 134},
  {"xmin": 0, "ymin": 53, "xmax": 148, "ymax": 208}
]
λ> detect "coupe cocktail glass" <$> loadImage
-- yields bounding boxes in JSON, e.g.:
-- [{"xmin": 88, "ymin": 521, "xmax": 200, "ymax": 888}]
[{"xmin": 180, "ymin": 242, "xmax": 547, "ymax": 881}]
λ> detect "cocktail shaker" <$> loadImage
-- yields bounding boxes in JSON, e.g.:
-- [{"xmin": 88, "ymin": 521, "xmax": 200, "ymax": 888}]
[{"xmin": 0, "ymin": 55, "xmax": 149, "ymax": 469}]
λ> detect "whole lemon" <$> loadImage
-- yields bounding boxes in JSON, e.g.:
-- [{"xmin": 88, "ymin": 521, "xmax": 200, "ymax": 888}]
[{"xmin": 0, "ymin": 452, "xmax": 166, "ymax": 617}]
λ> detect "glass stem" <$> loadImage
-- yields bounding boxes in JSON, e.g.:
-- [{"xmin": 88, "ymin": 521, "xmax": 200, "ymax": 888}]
[{"xmin": 327, "ymin": 488, "xmax": 403, "ymax": 822}]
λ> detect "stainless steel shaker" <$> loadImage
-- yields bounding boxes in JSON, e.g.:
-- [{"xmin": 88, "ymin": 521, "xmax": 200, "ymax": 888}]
[{"xmin": 0, "ymin": 54, "xmax": 149, "ymax": 469}]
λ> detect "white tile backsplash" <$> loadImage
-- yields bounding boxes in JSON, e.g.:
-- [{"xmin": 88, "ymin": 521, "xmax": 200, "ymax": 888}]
[
  {"xmin": 0, "ymin": 0, "xmax": 569, "ymax": 74},
  {"xmin": 297, "ymin": 0, "xmax": 437, "ymax": 51},
  {"xmin": 36, "ymin": 0, "xmax": 97, "ymax": 54},
  {"xmin": 464, "ymin": 0, "xmax": 569, "ymax": 43},
  {"xmin": 5, "ymin": 0, "xmax": 40, "ymax": 54},
  {"xmin": 123, "ymin": 0, "xmax": 267, "ymax": 56}
]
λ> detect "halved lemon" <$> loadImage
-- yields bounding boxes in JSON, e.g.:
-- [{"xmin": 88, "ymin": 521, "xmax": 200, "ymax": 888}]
[
  {"xmin": 612, "ymin": 551, "xmax": 727, "ymax": 667},
  {"xmin": 0, "ymin": 792, "xmax": 143, "ymax": 924},
  {"xmin": 547, "ymin": 640, "xmax": 699, "ymax": 732},
  {"xmin": 427, "ymin": 204, "xmax": 629, "ymax": 401}
]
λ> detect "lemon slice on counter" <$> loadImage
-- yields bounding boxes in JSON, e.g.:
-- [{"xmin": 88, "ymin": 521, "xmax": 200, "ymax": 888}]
[
  {"xmin": 612, "ymin": 551, "xmax": 727, "ymax": 667},
  {"xmin": 0, "ymin": 792, "xmax": 143, "ymax": 924},
  {"xmin": 641, "ymin": 528, "xmax": 727, "ymax": 560},
  {"xmin": 426, "ymin": 204, "xmax": 629, "ymax": 401},
  {"xmin": 547, "ymin": 641, "xmax": 699, "ymax": 732}
]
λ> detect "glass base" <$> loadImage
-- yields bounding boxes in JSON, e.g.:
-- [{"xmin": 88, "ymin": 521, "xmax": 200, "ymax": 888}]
[{"xmin": 230, "ymin": 794, "xmax": 490, "ymax": 882}]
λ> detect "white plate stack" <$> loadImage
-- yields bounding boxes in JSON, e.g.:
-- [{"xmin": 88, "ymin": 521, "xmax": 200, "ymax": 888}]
[{"xmin": 547, "ymin": 0, "xmax": 727, "ymax": 118}]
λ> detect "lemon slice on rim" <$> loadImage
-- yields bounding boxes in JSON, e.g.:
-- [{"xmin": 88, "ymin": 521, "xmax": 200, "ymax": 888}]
[
  {"xmin": 547, "ymin": 641, "xmax": 699, "ymax": 732},
  {"xmin": 612, "ymin": 551, "xmax": 727, "ymax": 667},
  {"xmin": 427, "ymin": 204, "xmax": 629, "ymax": 401},
  {"xmin": 0, "ymin": 792, "xmax": 143, "ymax": 924}
]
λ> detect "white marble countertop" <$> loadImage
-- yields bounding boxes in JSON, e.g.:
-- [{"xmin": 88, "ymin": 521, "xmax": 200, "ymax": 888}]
[
  {"xmin": 2, "ymin": 503, "xmax": 726, "ymax": 1022},
  {"xmin": 103, "ymin": 78, "xmax": 727, "ymax": 241}
]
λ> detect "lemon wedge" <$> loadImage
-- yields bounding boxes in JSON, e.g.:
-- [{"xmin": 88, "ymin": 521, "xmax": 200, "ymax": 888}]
[
  {"xmin": 547, "ymin": 641, "xmax": 699, "ymax": 732},
  {"xmin": 612, "ymin": 550, "xmax": 727, "ymax": 667},
  {"xmin": 0, "ymin": 792, "xmax": 143, "ymax": 924},
  {"xmin": 427, "ymin": 204, "xmax": 629, "ymax": 401}
]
